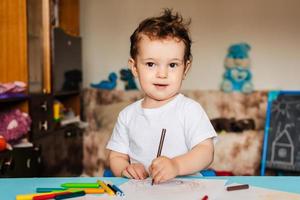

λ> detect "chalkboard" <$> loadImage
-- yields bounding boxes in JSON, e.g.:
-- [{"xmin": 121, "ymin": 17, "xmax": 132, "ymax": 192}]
[{"xmin": 261, "ymin": 91, "xmax": 300, "ymax": 174}]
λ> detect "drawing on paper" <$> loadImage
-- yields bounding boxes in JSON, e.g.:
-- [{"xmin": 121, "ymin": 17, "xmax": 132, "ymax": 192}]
[{"xmin": 124, "ymin": 178, "xmax": 203, "ymax": 192}]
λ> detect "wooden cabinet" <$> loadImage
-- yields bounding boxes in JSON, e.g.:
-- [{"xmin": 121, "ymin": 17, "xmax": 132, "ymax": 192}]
[
  {"xmin": 1, "ymin": 0, "xmax": 81, "ymax": 112},
  {"xmin": 0, "ymin": 0, "xmax": 83, "ymax": 177}
]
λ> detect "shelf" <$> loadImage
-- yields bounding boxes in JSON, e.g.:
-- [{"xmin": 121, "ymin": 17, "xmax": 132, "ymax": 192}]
[
  {"xmin": 54, "ymin": 90, "xmax": 80, "ymax": 98},
  {"xmin": 0, "ymin": 94, "xmax": 29, "ymax": 103}
]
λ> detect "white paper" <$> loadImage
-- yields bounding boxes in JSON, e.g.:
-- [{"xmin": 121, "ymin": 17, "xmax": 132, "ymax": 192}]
[{"xmin": 73, "ymin": 179, "xmax": 300, "ymax": 200}]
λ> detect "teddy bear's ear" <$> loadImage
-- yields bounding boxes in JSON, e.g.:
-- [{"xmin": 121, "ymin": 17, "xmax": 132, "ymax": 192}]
[{"xmin": 241, "ymin": 43, "xmax": 251, "ymax": 51}]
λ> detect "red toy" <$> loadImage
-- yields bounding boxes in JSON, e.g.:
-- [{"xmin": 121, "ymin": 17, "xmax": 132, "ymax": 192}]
[{"xmin": 0, "ymin": 136, "xmax": 7, "ymax": 151}]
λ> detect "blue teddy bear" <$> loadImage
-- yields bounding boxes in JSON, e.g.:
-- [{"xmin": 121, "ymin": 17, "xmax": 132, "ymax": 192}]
[{"xmin": 221, "ymin": 43, "xmax": 253, "ymax": 93}]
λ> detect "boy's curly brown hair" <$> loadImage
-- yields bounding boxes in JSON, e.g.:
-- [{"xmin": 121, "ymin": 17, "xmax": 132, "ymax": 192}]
[{"xmin": 130, "ymin": 9, "xmax": 192, "ymax": 64}]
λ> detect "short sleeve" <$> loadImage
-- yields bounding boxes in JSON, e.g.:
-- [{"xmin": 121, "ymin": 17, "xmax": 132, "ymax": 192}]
[
  {"xmin": 106, "ymin": 111, "xmax": 129, "ymax": 154},
  {"xmin": 184, "ymin": 101, "xmax": 217, "ymax": 149}
]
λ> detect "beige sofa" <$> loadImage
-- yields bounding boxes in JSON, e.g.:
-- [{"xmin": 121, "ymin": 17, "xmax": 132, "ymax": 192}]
[{"xmin": 82, "ymin": 89, "xmax": 268, "ymax": 176}]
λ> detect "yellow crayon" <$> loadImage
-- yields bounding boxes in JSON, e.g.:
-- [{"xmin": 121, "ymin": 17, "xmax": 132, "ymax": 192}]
[
  {"xmin": 97, "ymin": 180, "xmax": 115, "ymax": 196},
  {"xmin": 16, "ymin": 192, "xmax": 52, "ymax": 200},
  {"xmin": 16, "ymin": 190, "xmax": 73, "ymax": 200}
]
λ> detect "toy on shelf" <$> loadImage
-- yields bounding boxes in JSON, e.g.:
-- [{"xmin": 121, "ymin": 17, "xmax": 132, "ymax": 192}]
[
  {"xmin": 0, "ymin": 81, "xmax": 27, "ymax": 99},
  {"xmin": 119, "ymin": 68, "xmax": 138, "ymax": 90},
  {"xmin": 0, "ymin": 136, "xmax": 7, "ymax": 151},
  {"xmin": 90, "ymin": 72, "xmax": 118, "ymax": 90},
  {"xmin": 0, "ymin": 109, "xmax": 31, "ymax": 143},
  {"xmin": 53, "ymin": 100, "xmax": 65, "ymax": 122},
  {"xmin": 221, "ymin": 43, "xmax": 253, "ymax": 93},
  {"xmin": 62, "ymin": 69, "xmax": 82, "ymax": 91}
]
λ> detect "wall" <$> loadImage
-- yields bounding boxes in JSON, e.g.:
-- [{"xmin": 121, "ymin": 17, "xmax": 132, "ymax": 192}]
[{"xmin": 80, "ymin": 0, "xmax": 300, "ymax": 90}]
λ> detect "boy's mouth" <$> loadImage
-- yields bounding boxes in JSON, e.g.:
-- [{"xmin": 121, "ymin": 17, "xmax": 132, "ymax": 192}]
[{"xmin": 153, "ymin": 83, "xmax": 168, "ymax": 89}]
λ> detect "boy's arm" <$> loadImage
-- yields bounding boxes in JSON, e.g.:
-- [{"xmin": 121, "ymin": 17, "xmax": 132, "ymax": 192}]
[
  {"xmin": 173, "ymin": 138, "xmax": 214, "ymax": 176},
  {"xmin": 150, "ymin": 138, "xmax": 214, "ymax": 184},
  {"xmin": 108, "ymin": 150, "xmax": 149, "ymax": 179},
  {"xmin": 108, "ymin": 150, "xmax": 130, "ymax": 177}
]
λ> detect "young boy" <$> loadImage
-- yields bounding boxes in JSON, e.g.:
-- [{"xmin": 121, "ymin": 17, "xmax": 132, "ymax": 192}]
[{"xmin": 106, "ymin": 9, "xmax": 217, "ymax": 184}]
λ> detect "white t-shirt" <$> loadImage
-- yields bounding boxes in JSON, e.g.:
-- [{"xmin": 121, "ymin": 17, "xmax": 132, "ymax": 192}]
[{"xmin": 106, "ymin": 93, "xmax": 217, "ymax": 170}]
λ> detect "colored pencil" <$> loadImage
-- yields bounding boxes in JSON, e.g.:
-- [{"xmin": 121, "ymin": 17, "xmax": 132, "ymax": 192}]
[
  {"xmin": 152, "ymin": 128, "xmax": 166, "ymax": 185},
  {"xmin": 54, "ymin": 190, "xmax": 85, "ymax": 199},
  {"xmin": 36, "ymin": 188, "xmax": 66, "ymax": 193},
  {"xmin": 58, "ymin": 188, "xmax": 105, "ymax": 194},
  {"xmin": 97, "ymin": 180, "xmax": 115, "ymax": 196},
  {"xmin": 61, "ymin": 183, "xmax": 99, "ymax": 188},
  {"xmin": 17, "ymin": 191, "xmax": 73, "ymax": 200},
  {"xmin": 201, "ymin": 195, "xmax": 208, "ymax": 200},
  {"xmin": 226, "ymin": 184, "xmax": 249, "ymax": 191},
  {"xmin": 107, "ymin": 184, "xmax": 117, "ymax": 195},
  {"xmin": 33, "ymin": 191, "xmax": 71, "ymax": 200},
  {"xmin": 17, "ymin": 193, "xmax": 52, "ymax": 200},
  {"xmin": 110, "ymin": 184, "xmax": 125, "ymax": 196}
]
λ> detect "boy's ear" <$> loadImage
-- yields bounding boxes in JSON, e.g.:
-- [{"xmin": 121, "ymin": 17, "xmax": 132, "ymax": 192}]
[
  {"xmin": 128, "ymin": 58, "xmax": 138, "ymax": 78},
  {"xmin": 183, "ymin": 60, "xmax": 191, "ymax": 79}
]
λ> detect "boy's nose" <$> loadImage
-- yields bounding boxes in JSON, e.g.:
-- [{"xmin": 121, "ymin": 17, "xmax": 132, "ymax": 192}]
[{"xmin": 156, "ymin": 66, "xmax": 168, "ymax": 78}]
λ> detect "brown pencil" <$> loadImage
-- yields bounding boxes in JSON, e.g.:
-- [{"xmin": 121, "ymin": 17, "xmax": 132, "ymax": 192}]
[
  {"xmin": 226, "ymin": 184, "xmax": 249, "ymax": 191},
  {"xmin": 151, "ymin": 128, "xmax": 166, "ymax": 185}
]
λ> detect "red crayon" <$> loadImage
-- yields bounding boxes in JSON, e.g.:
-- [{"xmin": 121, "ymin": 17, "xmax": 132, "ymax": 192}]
[
  {"xmin": 33, "ymin": 191, "xmax": 71, "ymax": 200},
  {"xmin": 201, "ymin": 195, "xmax": 208, "ymax": 200}
]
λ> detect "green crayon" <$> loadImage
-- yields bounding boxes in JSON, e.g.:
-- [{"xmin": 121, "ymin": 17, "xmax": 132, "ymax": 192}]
[{"xmin": 61, "ymin": 183, "xmax": 99, "ymax": 188}]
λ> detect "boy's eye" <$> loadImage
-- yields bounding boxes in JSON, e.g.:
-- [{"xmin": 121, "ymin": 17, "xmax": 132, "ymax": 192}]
[
  {"xmin": 146, "ymin": 62, "xmax": 155, "ymax": 67},
  {"xmin": 169, "ymin": 63, "xmax": 178, "ymax": 68}
]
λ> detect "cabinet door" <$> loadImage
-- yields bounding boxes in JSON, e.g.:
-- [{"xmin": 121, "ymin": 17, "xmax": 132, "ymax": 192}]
[
  {"xmin": 0, "ymin": 0, "xmax": 28, "ymax": 84},
  {"xmin": 59, "ymin": 0, "xmax": 80, "ymax": 36},
  {"xmin": 35, "ymin": 126, "xmax": 83, "ymax": 177},
  {"xmin": 64, "ymin": 126, "xmax": 83, "ymax": 175},
  {"xmin": 0, "ymin": 147, "xmax": 42, "ymax": 178},
  {"xmin": 35, "ymin": 129, "xmax": 65, "ymax": 176}
]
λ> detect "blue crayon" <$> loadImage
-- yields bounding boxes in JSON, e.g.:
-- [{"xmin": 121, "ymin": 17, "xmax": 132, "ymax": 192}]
[
  {"xmin": 111, "ymin": 184, "xmax": 125, "ymax": 196},
  {"xmin": 36, "ymin": 188, "xmax": 67, "ymax": 193}
]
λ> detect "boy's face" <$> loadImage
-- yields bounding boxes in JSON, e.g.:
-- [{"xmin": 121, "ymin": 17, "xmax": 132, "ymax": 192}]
[{"xmin": 129, "ymin": 34, "xmax": 190, "ymax": 106}]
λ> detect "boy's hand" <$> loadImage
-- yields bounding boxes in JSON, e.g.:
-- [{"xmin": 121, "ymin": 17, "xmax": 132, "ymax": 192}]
[
  {"xmin": 122, "ymin": 163, "xmax": 149, "ymax": 180},
  {"xmin": 149, "ymin": 156, "xmax": 179, "ymax": 184}
]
